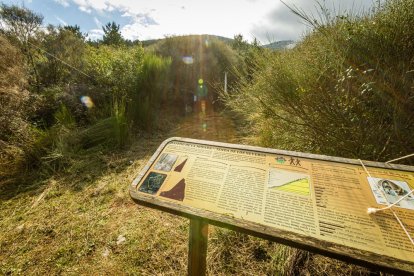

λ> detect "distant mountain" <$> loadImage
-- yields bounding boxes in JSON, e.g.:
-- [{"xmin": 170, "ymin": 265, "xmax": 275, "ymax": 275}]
[
  {"xmin": 262, "ymin": 40, "xmax": 296, "ymax": 50},
  {"xmin": 141, "ymin": 35, "xmax": 295, "ymax": 50}
]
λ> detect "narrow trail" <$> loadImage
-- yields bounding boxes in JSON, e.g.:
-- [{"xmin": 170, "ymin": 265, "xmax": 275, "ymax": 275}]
[{"xmin": 170, "ymin": 102, "xmax": 240, "ymax": 143}]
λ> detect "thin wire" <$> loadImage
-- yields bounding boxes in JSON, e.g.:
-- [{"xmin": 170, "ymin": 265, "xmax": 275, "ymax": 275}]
[
  {"xmin": 27, "ymin": 41, "xmax": 93, "ymax": 79},
  {"xmin": 369, "ymin": 189, "xmax": 414, "ymax": 212},
  {"xmin": 359, "ymin": 159, "xmax": 414, "ymax": 245},
  {"xmin": 386, "ymin": 153, "xmax": 414, "ymax": 164}
]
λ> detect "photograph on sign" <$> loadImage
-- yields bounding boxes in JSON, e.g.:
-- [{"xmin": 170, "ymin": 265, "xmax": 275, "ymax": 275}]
[
  {"xmin": 154, "ymin": 153, "xmax": 178, "ymax": 172},
  {"xmin": 138, "ymin": 172, "xmax": 167, "ymax": 194},
  {"xmin": 368, "ymin": 177, "xmax": 414, "ymax": 210}
]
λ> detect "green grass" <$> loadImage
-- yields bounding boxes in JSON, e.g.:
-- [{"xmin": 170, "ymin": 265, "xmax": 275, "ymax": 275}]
[{"xmin": 0, "ymin": 124, "xmax": 372, "ymax": 275}]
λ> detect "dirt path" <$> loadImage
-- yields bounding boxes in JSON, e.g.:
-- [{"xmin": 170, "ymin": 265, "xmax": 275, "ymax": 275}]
[{"xmin": 171, "ymin": 103, "xmax": 240, "ymax": 143}]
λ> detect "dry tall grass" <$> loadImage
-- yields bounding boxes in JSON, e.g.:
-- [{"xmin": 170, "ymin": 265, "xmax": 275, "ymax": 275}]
[
  {"xmin": 222, "ymin": 0, "xmax": 414, "ymax": 164},
  {"xmin": 0, "ymin": 35, "xmax": 38, "ymax": 185}
]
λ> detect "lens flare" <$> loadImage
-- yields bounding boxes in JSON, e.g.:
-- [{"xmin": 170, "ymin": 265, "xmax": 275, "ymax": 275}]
[
  {"xmin": 80, "ymin": 96, "xmax": 94, "ymax": 108},
  {"xmin": 182, "ymin": 56, "xmax": 194, "ymax": 65}
]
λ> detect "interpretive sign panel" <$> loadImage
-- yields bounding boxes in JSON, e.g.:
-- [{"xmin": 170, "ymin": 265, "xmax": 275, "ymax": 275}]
[{"xmin": 130, "ymin": 137, "xmax": 414, "ymax": 273}]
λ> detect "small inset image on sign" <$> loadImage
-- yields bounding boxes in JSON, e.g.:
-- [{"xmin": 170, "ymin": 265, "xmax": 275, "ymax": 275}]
[
  {"xmin": 138, "ymin": 172, "xmax": 167, "ymax": 194},
  {"xmin": 268, "ymin": 168, "xmax": 310, "ymax": 196},
  {"xmin": 154, "ymin": 153, "xmax": 178, "ymax": 172},
  {"xmin": 368, "ymin": 177, "xmax": 414, "ymax": 210}
]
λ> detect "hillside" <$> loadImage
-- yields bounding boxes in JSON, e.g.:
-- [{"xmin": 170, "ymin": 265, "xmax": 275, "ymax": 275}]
[
  {"xmin": 263, "ymin": 39, "xmax": 296, "ymax": 49},
  {"xmin": 142, "ymin": 34, "xmax": 295, "ymax": 50}
]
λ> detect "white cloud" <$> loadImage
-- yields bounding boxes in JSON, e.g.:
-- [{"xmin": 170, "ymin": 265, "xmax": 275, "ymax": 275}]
[
  {"xmin": 88, "ymin": 28, "xmax": 104, "ymax": 40},
  {"xmin": 61, "ymin": 0, "xmax": 376, "ymax": 41},
  {"xmin": 54, "ymin": 0, "xmax": 70, "ymax": 8},
  {"xmin": 72, "ymin": 0, "xmax": 119, "ymax": 14},
  {"xmin": 79, "ymin": 5, "xmax": 92, "ymax": 14},
  {"xmin": 93, "ymin": 17, "xmax": 102, "ymax": 28},
  {"xmin": 251, "ymin": 0, "xmax": 375, "ymax": 42},
  {"xmin": 55, "ymin": 16, "xmax": 68, "ymax": 26}
]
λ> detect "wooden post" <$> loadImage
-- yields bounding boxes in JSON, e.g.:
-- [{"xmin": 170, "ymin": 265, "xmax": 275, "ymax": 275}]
[{"xmin": 188, "ymin": 218, "xmax": 209, "ymax": 276}]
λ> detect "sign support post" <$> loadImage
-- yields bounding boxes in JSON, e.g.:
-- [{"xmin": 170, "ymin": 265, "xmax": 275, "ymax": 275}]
[{"xmin": 188, "ymin": 218, "xmax": 209, "ymax": 276}]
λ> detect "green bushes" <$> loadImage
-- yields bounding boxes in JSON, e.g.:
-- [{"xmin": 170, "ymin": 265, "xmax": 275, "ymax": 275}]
[
  {"xmin": 37, "ymin": 26, "xmax": 86, "ymax": 87},
  {"xmin": 84, "ymin": 45, "xmax": 171, "ymax": 134},
  {"xmin": 223, "ymin": 0, "xmax": 414, "ymax": 163},
  {"xmin": 151, "ymin": 35, "xmax": 241, "ymax": 110},
  {"xmin": 0, "ymin": 35, "xmax": 38, "ymax": 185},
  {"xmin": 0, "ymin": 6, "xmax": 172, "ymax": 184},
  {"xmin": 128, "ymin": 53, "xmax": 171, "ymax": 130},
  {"xmin": 36, "ymin": 45, "xmax": 171, "ymax": 174}
]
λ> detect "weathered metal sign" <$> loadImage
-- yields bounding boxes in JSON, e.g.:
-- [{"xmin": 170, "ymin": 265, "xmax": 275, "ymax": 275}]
[{"xmin": 130, "ymin": 137, "xmax": 414, "ymax": 274}]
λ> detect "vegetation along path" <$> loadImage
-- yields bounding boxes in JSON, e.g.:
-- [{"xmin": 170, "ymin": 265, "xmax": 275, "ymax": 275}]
[
  {"xmin": 0, "ymin": 108, "xmax": 281, "ymax": 275},
  {"xmin": 0, "ymin": 105, "xmax": 371, "ymax": 275}
]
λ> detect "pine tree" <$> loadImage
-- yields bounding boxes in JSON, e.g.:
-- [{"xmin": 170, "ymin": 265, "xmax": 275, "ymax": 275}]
[{"xmin": 102, "ymin": 21, "xmax": 124, "ymax": 46}]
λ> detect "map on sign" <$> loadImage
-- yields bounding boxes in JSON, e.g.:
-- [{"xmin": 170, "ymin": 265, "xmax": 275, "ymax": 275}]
[{"xmin": 130, "ymin": 138, "xmax": 414, "ymax": 270}]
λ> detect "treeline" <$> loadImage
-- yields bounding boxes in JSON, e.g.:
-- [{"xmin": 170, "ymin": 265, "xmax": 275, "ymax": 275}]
[
  {"xmin": 223, "ymin": 0, "xmax": 414, "ymax": 164},
  {"xmin": 0, "ymin": 3, "xmax": 241, "ymax": 185}
]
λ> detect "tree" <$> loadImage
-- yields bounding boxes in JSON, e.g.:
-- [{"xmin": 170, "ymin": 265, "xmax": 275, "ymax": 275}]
[
  {"xmin": 62, "ymin": 24, "xmax": 86, "ymax": 40},
  {"xmin": 0, "ymin": 3, "xmax": 43, "ymax": 43},
  {"xmin": 102, "ymin": 21, "xmax": 124, "ymax": 46},
  {"xmin": 231, "ymin": 34, "xmax": 263, "ymax": 81},
  {"xmin": 0, "ymin": 3, "xmax": 44, "ymax": 90},
  {"xmin": 231, "ymin": 34, "xmax": 249, "ymax": 53},
  {"xmin": 38, "ymin": 25, "xmax": 86, "ymax": 86}
]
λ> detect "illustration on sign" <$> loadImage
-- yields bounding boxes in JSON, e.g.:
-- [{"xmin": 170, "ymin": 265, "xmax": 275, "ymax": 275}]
[
  {"xmin": 174, "ymin": 156, "xmax": 188, "ymax": 172},
  {"xmin": 268, "ymin": 168, "xmax": 310, "ymax": 196},
  {"xmin": 160, "ymin": 178, "xmax": 186, "ymax": 201},
  {"xmin": 276, "ymin": 157, "xmax": 286, "ymax": 164}
]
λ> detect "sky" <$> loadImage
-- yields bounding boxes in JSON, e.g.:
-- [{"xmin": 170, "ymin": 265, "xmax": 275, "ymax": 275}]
[{"xmin": 2, "ymin": 0, "xmax": 376, "ymax": 43}]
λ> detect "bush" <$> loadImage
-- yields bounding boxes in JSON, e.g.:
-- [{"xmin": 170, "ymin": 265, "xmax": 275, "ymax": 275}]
[
  {"xmin": 0, "ymin": 35, "xmax": 38, "ymax": 185},
  {"xmin": 84, "ymin": 45, "xmax": 171, "ymax": 132},
  {"xmin": 128, "ymin": 53, "xmax": 171, "ymax": 130},
  {"xmin": 223, "ymin": 0, "xmax": 414, "ymax": 164},
  {"xmin": 151, "ymin": 35, "xmax": 241, "ymax": 111}
]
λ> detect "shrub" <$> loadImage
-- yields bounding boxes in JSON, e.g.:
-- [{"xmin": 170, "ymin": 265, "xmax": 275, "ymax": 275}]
[
  {"xmin": 223, "ymin": 0, "xmax": 414, "ymax": 163},
  {"xmin": 151, "ymin": 35, "xmax": 241, "ymax": 111},
  {"xmin": 84, "ymin": 45, "xmax": 171, "ymax": 132},
  {"xmin": 0, "ymin": 35, "xmax": 37, "ymax": 184}
]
